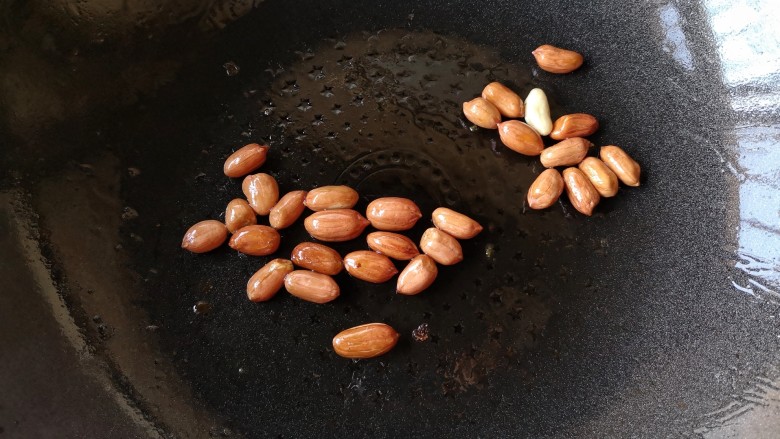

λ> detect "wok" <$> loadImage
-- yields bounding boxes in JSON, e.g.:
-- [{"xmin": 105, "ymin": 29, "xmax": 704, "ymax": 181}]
[{"xmin": 1, "ymin": 0, "xmax": 779, "ymax": 437}]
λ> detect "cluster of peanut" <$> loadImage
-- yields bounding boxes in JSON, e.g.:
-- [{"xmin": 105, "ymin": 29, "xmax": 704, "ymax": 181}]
[
  {"xmin": 462, "ymin": 45, "xmax": 642, "ymax": 216},
  {"xmin": 181, "ymin": 143, "xmax": 482, "ymax": 359}
]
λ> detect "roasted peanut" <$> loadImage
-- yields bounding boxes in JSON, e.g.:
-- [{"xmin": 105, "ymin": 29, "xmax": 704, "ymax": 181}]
[
  {"xmin": 304, "ymin": 209, "xmax": 370, "ymax": 242},
  {"xmin": 290, "ymin": 242, "xmax": 343, "ymax": 275},
  {"xmin": 420, "ymin": 228, "xmax": 463, "ymax": 265},
  {"xmin": 578, "ymin": 157, "xmax": 619, "ymax": 197},
  {"xmin": 366, "ymin": 232, "xmax": 420, "ymax": 260},
  {"xmin": 527, "ymin": 169, "xmax": 565, "ymax": 210},
  {"xmin": 524, "ymin": 88, "xmax": 552, "ymax": 136},
  {"xmin": 540, "ymin": 137, "xmax": 593, "ymax": 168},
  {"xmin": 332, "ymin": 323, "xmax": 399, "ymax": 359},
  {"xmin": 284, "ymin": 270, "xmax": 340, "ymax": 304},
  {"xmin": 431, "ymin": 207, "xmax": 483, "ymax": 239},
  {"xmin": 225, "ymin": 198, "xmax": 257, "ymax": 233},
  {"xmin": 562, "ymin": 167, "xmax": 600, "ymax": 216},
  {"xmin": 481, "ymin": 82, "xmax": 524, "ymax": 118},
  {"xmin": 269, "ymin": 190, "xmax": 307, "ymax": 229},
  {"xmin": 242, "ymin": 173, "xmax": 279, "ymax": 215},
  {"xmin": 181, "ymin": 220, "xmax": 227, "ymax": 253},
  {"xmin": 223, "ymin": 143, "xmax": 269, "ymax": 178},
  {"xmin": 532, "ymin": 44, "xmax": 584, "ymax": 74},
  {"xmin": 497, "ymin": 120, "xmax": 544, "ymax": 156},
  {"xmin": 304, "ymin": 185, "xmax": 359, "ymax": 211},
  {"xmin": 366, "ymin": 197, "xmax": 422, "ymax": 231},
  {"xmin": 550, "ymin": 113, "xmax": 599, "ymax": 140},
  {"xmin": 396, "ymin": 254, "xmax": 438, "ymax": 295},
  {"xmin": 600, "ymin": 145, "xmax": 641, "ymax": 187},
  {"xmin": 246, "ymin": 259, "xmax": 294, "ymax": 302},
  {"xmin": 228, "ymin": 225, "xmax": 281, "ymax": 256},
  {"xmin": 343, "ymin": 251, "xmax": 398, "ymax": 283},
  {"xmin": 462, "ymin": 97, "xmax": 501, "ymax": 129}
]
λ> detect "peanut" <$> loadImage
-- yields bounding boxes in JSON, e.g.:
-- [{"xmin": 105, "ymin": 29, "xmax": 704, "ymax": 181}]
[
  {"xmin": 304, "ymin": 209, "xmax": 370, "ymax": 242},
  {"xmin": 524, "ymin": 88, "xmax": 552, "ymax": 136},
  {"xmin": 600, "ymin": 145, "xmax": 641, "ymax": 187},
  {"xmin": 540, "ymin": 137, "xmax": 593, "ymax": 168},
  {"xmin": 462, "ymin": 97, "xmax": 501, "ymax": 129},
  {"xmin": 284, "ymin": 270, "xmax": 340, "ymax": 304},
  {"xmin": 527, "ymin": 169, "xmax": 565, "ymax": 210},
  {"xmin": 269, "ymin": 190, "xmax": 307, "ymax": 229},
  {"xmin": 578, "ymin": 157, "xmax": 619, "ymax": 197},
  {"xmin": 246, "ymin": 259, "xmax": 294, "ymax": 302},
  {"xmin": 562, "ymin": 167, "xmax": 600, "ymax": 216},
  {"xmin": 242, "ymin": 173, "xmax": 279, "ymax": 215},
  {"xmin": 532, "ymin": 44, "xmax": 584, "ymax": 74},
  {"xmin": 431, "ymin": 207, "xmax": 483, "ymax": 239},
  {"xmin": 366, "ymin": 197, "xmax": 422, "ymax": 231},
  {"xmin": 291, "ymin": 242, "xmax": 343, "ymax": 275},
  {"xmin": 481, "ymin": 82, "xmax": 524, "ymax": 118},
  {"xmin": 332, "ymin": 323, "xmax": 399, "ymax": 359},
  {"xmin": 225, "ymin": 198, "xmax": 257, "ymax": 234},
  {"xmin": 396, "ymin": 254, "xmax": 438, "ymax": 295},
  {"xmin": 497, "ymin": 120, "xmax": 544, "ymax": 156},
  {"xmin": 181, "ymin": 220, "xmax": 227, "ymax": 253},
  {"xmin": 223, "ymin": 143, "xmax": 269, "ymax": 178},
  {"xmin": 550, "ymin": 113, "xmax": 599, "ymax": 140},
  {"xmin": 304, "ymin": 185, "xmax": 359, "ymax": 211},
  {"xmin": 343, "ymin": 251, "xmax": 398, "ymax": 283},
  {"xmin": 366, "ymin": 232, "xmax": 420, "ymax": 261},
  {"xmin": 228, "ymin": 225, "xmax": 281, "ymax": 256},
  {"xmin": 420, "ymin": 228, "xmax": 463, "ymax": 265}
]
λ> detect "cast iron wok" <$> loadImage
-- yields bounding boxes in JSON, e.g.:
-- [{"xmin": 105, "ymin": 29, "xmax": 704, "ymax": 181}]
[{"xmin": 1, "ymin": 0, "xmax": 779, "ymax": 437}]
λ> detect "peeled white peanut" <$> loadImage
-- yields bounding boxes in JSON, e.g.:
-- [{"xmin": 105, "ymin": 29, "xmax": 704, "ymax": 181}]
[{"xmin": 524, "ymin": 88, "xmax": 552, "ymax": 136}]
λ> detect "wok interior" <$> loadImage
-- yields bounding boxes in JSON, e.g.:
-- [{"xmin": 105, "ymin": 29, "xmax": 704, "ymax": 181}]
[{"xmin": 3, "ymin": 0, "xmax": 778, "ymax": 437}]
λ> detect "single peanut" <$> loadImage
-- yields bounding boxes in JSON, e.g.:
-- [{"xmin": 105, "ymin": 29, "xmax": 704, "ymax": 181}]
[
  {"xmin": 332, "ymin": 323, "xmax": 399, "ymax": 359},
  {"xmin": 396, "ymin": 254, "xmax": 438, "ymax": 295},
  {"xmin": 246, "ymin": 259, "xmax": 294, "ymax": 302},
  {"xmin": 550, "ymin": 113, "xmax": 599, "ymax": 140},
  {"xmin": 431, "ymin": 207, "xmax": 483, "ymax": 239},
  {"xmin": 290, "ymin": 242, "xmax": 343, "ymax": 275},
  {"xmin": 223, "ymin": 143, "xmax": 269, "ymax": 178},
  {"xmin": 600, "ymin": 146, "xmax": 641, "ymax": 187},
  {"xmin": 524, "ymin": 88, "xmax": 552, "ymax": 136},
  {"xmin": 420, "ymin": 228, "xmax": 463, "ymax": 265},
  {"xmin": 540, "ymin": 137, "xmax": 593, "ymax": 168},
  {"xmin": 481, "ymin": 82, "xmax": 524, "ymax": 118},
  {"xmin": 497, "ymin": 120, "xmax": 544, "ymax": 156},
  {"xmin": 224, "ymin": 199, "xmax": 257, "ymax": 233},
  {"xmin": 462, "ymin": 97, "xmax": 501, "ymax": 129},
  {"xmin": 527, "ymin": 169, "xmax": 565, "ymax": 210},
  {"xmin": 269, "ymin": 190, "xmax": 307, "ymax": 229},
  {"xmin": 562, "ymin": 168, "xmax": 600, "ymax": 216},
  {"xmin": 343, "ymin": 251, "xmax": 398, "ymax": 283},
  {"xmin": 532, "ymin": 44, "xmax": 584, "ymax": 74},
  {"xmin": 284, "ymin": 270, "xmax": 340, "ymax": 304},
  {"xmin": 366, "ymin": 232, "xmax": 419, "ymax": 260},
  {"xmin": 228, "ymin": 225, "xmax": 281, "ymax": 256},
  {"xmin": 181, "ymin": 220, "xmax": 227, "ymax": 253},
  {"xmin": 242, "ymin": 173, "xmax": 279, "ymax": 215},
  {"xmin": 304, "ymin": 209, "xmax": 370, "ymax": 242},
  {"xmin": 304, "ymin": 185, "xmax": 359, "ymax": 211},
  {"xmin": 366, "ymin": 197, "xmax": 422, "ymax": 231},
  {"xmin": 578, "ymin": 157, "xmax": 619, "ymax": 197}
]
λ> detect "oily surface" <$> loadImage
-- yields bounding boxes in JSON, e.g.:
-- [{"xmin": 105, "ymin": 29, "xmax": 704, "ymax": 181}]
[{"xmin": 2, "ymin": 0, "xmax": 780, "ymax": 438}]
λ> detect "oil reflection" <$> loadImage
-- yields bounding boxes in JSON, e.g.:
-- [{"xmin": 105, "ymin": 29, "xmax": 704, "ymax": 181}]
[
  {"xmin": 705, "ymin": 0, "xmax": 780, "ymax": 296},
  {"xmin": 697, "ymin": 0, "xmax": 780, "ymax": 435},
  {"xmin": 660, "ymin": 3, "xmax": 695, "ymax": 71}
]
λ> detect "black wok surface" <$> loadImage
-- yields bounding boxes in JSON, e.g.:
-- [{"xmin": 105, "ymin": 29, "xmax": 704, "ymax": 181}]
[{"xmin": 1, "ymin": 0, "xmax": 779, "ymax": 437}]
